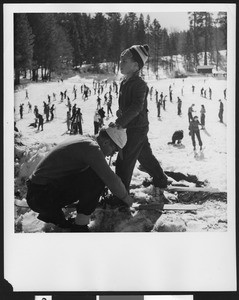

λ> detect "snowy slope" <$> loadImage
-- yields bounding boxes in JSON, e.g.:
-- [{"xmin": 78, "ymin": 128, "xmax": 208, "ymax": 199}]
[{"xmin": 13, "ymin": 73, "xmax": 228, "ymax": 232}]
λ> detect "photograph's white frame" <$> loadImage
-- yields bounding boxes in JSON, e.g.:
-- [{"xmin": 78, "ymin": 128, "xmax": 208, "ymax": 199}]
[{"xmin": 4, "ymin": 3, "xmax": 236, "ymax": 292}]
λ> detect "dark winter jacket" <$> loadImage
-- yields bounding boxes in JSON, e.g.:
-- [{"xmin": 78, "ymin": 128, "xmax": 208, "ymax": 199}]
[
  {"xmin": 116, "ymin": 72, "xmax": 149, "ymax": 129},
  {"xmin": 29, "ymin": 136, "xmax": 128, "ymax": 200},
  {"xmin": 189, "ymin": 120, "xmax": 200, "ymax": 133},
  {"xmin": 172, "ymin": 130, "xmax": 184, "ymax": 140}
]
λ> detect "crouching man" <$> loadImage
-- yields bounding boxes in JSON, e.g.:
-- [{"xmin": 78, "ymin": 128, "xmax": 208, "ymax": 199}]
[
  {"xmin": 167, "ymin": 130, "xmax": 184, "ymax": 145},
  {"xmin": 26, "ymin": 126, "xmax": 133, "ymax": 232}
]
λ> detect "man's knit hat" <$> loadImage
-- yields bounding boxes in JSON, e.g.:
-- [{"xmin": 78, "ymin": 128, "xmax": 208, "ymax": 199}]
[{"xmin": 129, "ymin": 44, "xmax": 149, "ymax": 69}]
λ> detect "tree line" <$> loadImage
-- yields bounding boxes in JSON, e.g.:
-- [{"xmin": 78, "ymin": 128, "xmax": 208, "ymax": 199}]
[{"xmin": 14, "ymin": 12, "xmax": 227, "ymax": 85}]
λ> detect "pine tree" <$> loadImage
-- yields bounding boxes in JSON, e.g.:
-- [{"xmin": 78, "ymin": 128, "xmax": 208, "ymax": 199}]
[{"xmin": 14, "ymin": 13, "xmax": 34, "ymax": 85}]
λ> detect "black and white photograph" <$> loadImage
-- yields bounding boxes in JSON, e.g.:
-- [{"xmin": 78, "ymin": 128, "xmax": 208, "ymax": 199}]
[{"xmin": 3, "ymin": 2, "xmax": 236, "ymax": 294}]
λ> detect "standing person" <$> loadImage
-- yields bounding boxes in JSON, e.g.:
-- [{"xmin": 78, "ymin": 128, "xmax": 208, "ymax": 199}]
[
  {"xmin": 36, "ymin": 113, "xmax": 44, "ymax": 131},
  {"xmin": 169, "ymin": 89, "xmax": 173, "ymax": 102},
  {"xmin": 107, "ymin": 94, "xmax": 113, "ymax": 117},
  {"xmin": 66, "ymin": 111, "xmax": 71, "ymax": 132},
  {"xmin": 155, "ymin": 90, "xmax": 158, "ymax": 104},
  {"xmin": 157, "ymin": 98, "xmax": 162, "ymax": 118},
  {"xmin": 162, "ymin": 95, "xmax": 167, "ymax": 110},
  {"xmin": 113, "ymin": 44, "xmax": 168, "ymax": 198},
  {"xmin": 177, "ymin": 97, "xmax": 182, "ymax": 116},
  {"xmin": 27, "ymin": 101, "xmax": 32, "ymax": 113},
  {"xmin": 25, "ymin": 89, "xmax": 29, "ymax": 100},
  {"xmin": 71, "ymin": 108, "xmax": 83, "ymax": 135},
  {"xmin": 71, "ymin": 104, "xmax": 77, "ymax": 118},
  {"xmin": 188, "ymin": 104, "xmax": 195, "ymax": 123},
  {"xmin": 209, "ymin": 87, "xmax": 212, "ymax": 100},
  {"xmin": 19, "ymin": 104, "xmax": 24, "ymax": 119},
  {"xmin": 94, "ymin": 110, "xmax": 101, "ymax": 135},
  {"xmin": 33, "ymin": 105, "xmax": 39, "ymax": 117},
  {"xmin": 25, "ymin": 126, "xmax": 134, "ymax": 231},
  {"xmin": 98, "ymin": 107, "xmax": 106, "ymax": 127},
  {"xmin": 45, "ymin": 104, "xmax": 50, "ymax": 122},
  {"xmin": 218, "ymin": 99, "xmax": 224, "ymax": 123},
  {"xmin": 50, "ymin": 104, "xmax": 55, "ymax": 121},
  {"xmin": 200, "ymin": 104, "xmax": 206, "ymax": 129},
  {"xmin": 189, "ymin": 115, "xmax": 203, "ymax": 151},
  {"xmin": 223, "ymin": 88, "xmax": 227, "ymax": 100},
  {"xmin": 60, "ymin": 91, "xmax": 64, "ymax": 102},
  {"xmin": 96, "ymin": 96, "xmax": 101, "ymax": 109}
]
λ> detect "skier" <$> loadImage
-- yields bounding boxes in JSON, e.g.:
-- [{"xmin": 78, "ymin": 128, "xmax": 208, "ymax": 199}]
[
  {"xmin": 96, "ymin": 96, "xmax": 101, "ymax": 109},
  {"xmin": 200, "ymin": 87, "xmax": 204, "ymax": 97},
  {"xmin": 50, "ymin": 104, "xmax": 55, "ymax": 121},
  {"xmin": 113, "ymin": 43, "xmax": 168, "ymax": 200},
  {"xmin": 188, "ymin": 104, "xmax": 195, "ymax": 123},
  {"xmin": 66, "ymin": 111, "xmax": 71, "ymax": 132},
  {"xmin": 33, "ymin": 105, "xmax": 39, "ymax": 117},
  {"xmin": 107, "ymin": 94, "xmax": 113, "ymax": 117},
  {"xmin": 218, "ymin": 99, "xmax": 224, "ymax": 123},
  {"xmin": 94, "ymin": 110, "xmax": 101, "ymax": 135},
  {"xmin": 167, "ymin": 130, "xmax": 184, "ymax": 145},
  {"xmin": 177, "ymin": 97, "xmax": 182, "ymax": 116},
  {"xmin": 45, "ymin": 104, "xmax": 50, "ymax": 122},
  {"xmin": 25, "ymin": 89, "xmax": 29, "ymax": 100},
  {"xmin": 98, "ymin": 107, "xmax": 106, "ymax": 127},
  {"xmin": 19, "ymin": 104, "xmax": 24, "ymax": 119},
  {"xmin": 27, "ymin": 101, "xmax": 32, "ymax": 113},
  {"xmin": 71, "ymin": 108, "xmax": 83, "ymax": 135},
  {"xmin": 25, "ymin": 126, "xmax": 133, "ymax": 231},
  {"xmin": 200, "ymin": 104, "xmax": 206, "ymax": 129},
  {"xmin": 169, "ymin": 89, "xmax": 173, "ymax": 102},
  {"xmin": 192, "ymin": 85, "xmax": 195, "ymax": 93},
  {"xmin": 64, "ymin": 90, "xmax": 67, "ymax": 99},
  {"xmin": 157, "ymin": 98, "xmax": 162, "ymax": 118},
  {"xmin": 223, "ymin": 88, "xmax": 227, "ymax": 100},
  {"xmin": 60, "ymin": 91, "xmax": 64, "ymax": 102},
  {"xmin": 189, "ymin": 116, "xmax": 203, "ymax": 151},
  {"xmin": 162, "ymin": 95, "xmax": 167, "ymax": 110},
  {"xmin": 209, "ymin": 87, "xmax": 212, "ymax": 100},
  {"xmin": 36, "ymin": 113, "xmax": 44, "ymax": 131}
]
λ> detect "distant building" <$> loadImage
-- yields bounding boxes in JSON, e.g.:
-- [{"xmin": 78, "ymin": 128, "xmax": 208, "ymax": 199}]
[{"xmin": 197, "ymin": 65, "xmax": 214, "ymax": 74}]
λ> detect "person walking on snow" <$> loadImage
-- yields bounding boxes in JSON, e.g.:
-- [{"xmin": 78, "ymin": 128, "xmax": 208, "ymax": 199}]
[
  {"xmin": 112, "ymin": 44, "xmax": 168, "ymax": 203},
  {"xmin": 189, "ymin": 115, "xmax": 203, "ymax": 151},
  {"xmin": 25, "ymin": 126, "xmax": 134, "ymax": 232}
]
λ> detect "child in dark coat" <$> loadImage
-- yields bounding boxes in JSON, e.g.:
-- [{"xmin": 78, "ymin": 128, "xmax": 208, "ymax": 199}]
[{"xmin": 113, "ymin": 44, "xmax": 168, "ymax": 201}]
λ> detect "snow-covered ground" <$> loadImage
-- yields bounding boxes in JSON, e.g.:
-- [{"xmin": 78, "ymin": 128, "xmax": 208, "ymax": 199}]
[{"xmin": 13, "ymin": 73, "xmax": 228, "ymax": 232}]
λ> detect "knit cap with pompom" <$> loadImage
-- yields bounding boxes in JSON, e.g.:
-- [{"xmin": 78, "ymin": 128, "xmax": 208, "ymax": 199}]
[{"xmin": 129, "ymin": 44, "xmax": 149, "ymax": 69}]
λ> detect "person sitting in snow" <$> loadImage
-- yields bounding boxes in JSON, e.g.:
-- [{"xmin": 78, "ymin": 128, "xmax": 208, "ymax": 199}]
[
  {"xmin": 110, "ymin": 44, "xmax": 168, "ymax": 207},
  {"xmin": 25, "ymin": 126, "xmax": 134, "ymax": 232},
  {"xmin": 167, "ymin": 130, "xmax": 184, "ymax": 145}
]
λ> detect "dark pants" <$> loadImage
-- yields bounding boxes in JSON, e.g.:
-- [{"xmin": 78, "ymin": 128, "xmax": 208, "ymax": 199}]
[
  {"xmin": 94, "ymin": 121, "xmax": 100, "ymax": 135},
  {"xmin": 191, "ymin": 130, "xmax": 202, "ymax": 148},
  {"xmin": 201, "ymin": 113, "xmax": 205, "ymax": 126},
  {"xmin": 26, "ymin": 168, "xmax": 105, "ymax": 224},
  {"xmin": 219, "ymin": 110, "xmax": 223, "ymax": 122},
  {"xmin": 188, "ymin": 112, "xmax": 193, "ymax": 123},
  {"xmin": 115, "ymin": 126, "xmax": 166, "ymax": 191}
]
